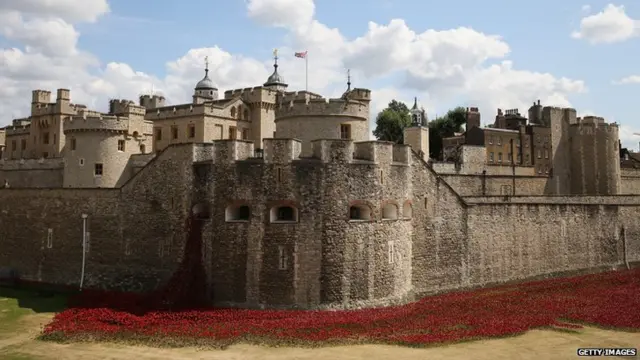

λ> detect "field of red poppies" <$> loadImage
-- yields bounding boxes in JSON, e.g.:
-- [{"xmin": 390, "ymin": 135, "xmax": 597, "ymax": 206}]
[{"xmin": 40, "ymin": 267, "xmax": 640, "ymax": 347}]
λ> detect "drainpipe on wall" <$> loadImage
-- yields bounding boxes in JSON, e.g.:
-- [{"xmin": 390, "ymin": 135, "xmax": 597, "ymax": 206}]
[{"xmin": 79, "ymin": 213, "xmax": 88, "ymax": 290}]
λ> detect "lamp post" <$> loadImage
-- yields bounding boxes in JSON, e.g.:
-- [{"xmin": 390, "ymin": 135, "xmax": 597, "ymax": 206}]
[{"xmin": 80, "ymin": 213, "xmax": 88, "ymax": 290}]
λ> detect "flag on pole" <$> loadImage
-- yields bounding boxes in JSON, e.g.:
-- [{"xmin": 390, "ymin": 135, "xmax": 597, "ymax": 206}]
[{"xmin": 295, "ymin": 51, "xmax": 309, "ymax": 91}]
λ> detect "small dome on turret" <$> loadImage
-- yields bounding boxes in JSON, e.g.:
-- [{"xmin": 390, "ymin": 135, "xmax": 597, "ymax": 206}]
[
  {"xmin": 265, "ymin": 70, "xmax": 286, "ymax": 87},
  {"xmin": 195, "ymin": 56, "xmax": 217, "ymax": 90},
  {"xmin": 195, "ymin": 71, "xmax": 217, "ymax": 90},
  {"xmin": 264, "ymin": 49, "xmax": 288, "ymax": 90}
]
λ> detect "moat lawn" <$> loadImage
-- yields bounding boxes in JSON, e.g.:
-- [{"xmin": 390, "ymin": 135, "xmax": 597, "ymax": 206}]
[{"xmin": 30, "ymin": 267, "xmax": 640, "ymax": 349}]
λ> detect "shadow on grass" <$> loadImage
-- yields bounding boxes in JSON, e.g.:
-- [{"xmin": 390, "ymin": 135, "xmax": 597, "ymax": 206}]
[{"xmin": 0, "ymin": 285, "xmax": 69, "ymax": 314}]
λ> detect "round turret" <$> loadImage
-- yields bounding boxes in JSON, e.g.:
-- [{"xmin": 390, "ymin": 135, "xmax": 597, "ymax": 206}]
[
  {"xmin": 193, "ymin": 57, "xmax": 218, "ymax": 101},
  {"xmin": 63, "ymin": 115, "xmax": 149, "ymax": 188}
]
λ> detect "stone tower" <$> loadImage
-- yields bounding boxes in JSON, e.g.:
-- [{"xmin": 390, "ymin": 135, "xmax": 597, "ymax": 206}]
[
  {"xmin": 404, "ymin": 97, "xmax": 429, "ymax": 161},
  {"xmin": 193, "ymin": 56, "xmax": 218, "ymax": 104}
]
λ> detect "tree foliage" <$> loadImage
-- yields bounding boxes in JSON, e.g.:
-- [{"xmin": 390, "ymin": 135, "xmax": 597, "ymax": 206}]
[
  {"xmin": 428, "ymin": 107, "xmax": 467, "ymax": 160},
  {"xmin": 373, "ymin": 100, "xmax": 468, "ymax": 159},
  {"xmin": 372, "ymin": 100, "xmax": 412, "ymax": 144}
]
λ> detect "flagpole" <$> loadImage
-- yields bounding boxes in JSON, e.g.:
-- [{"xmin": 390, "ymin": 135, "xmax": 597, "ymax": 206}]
[{"xmin": 305, "ymin": 52, "xmax": 308, "ymax": 92}]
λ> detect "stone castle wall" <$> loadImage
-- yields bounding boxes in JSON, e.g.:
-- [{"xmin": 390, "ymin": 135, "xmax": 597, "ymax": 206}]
[
  {"xmin": 0, "ymin": 158, "xmax": 64, "ymax": 188},
  {"xmin": 0, "ymin": 141, "xmax": 638, "ymax": 310},
  {"xmin": 621, "ymin": 168, "xmax": 640, "ymax": 194},
  {"xmin": 438, "ymin": 174, "xmax": 548, "ymax": 196}
]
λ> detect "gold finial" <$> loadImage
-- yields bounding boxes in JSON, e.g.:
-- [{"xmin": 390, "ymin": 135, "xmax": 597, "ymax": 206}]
[
  {"xmin": 204, "ymin": 56, "xmax": 209, "ymax": 71},
  {"xmin": 273, "ymin": 48, "xmax": 278, "ymax": 58}
]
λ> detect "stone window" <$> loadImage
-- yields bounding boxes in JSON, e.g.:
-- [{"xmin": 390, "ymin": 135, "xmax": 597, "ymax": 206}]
[
  {"xmin": 544, "ymin": 149, "xmax": 549, "ymax": 159},
  {"xmin": 537, "ymin": 150, "xmax": 542, "ymax": 159},
  {"xmin": 43, "ymin": 132, "xmax": 49, "ymax": 144},
  {"xmin": 117, "ymin": 140, "xmax": 125, "ymax": 152},
  {"xmin": 46, "ymin": 228, "xmax": 53, "ymax": 249},
  {"xmin": 382, "ymin": 203, "xmax": 398, "ymax": 220},
  {"xmin": 188, "ymin": 124, "xmax": 196, "ymax": 138},
  {"xmin": 498, "ymin": 152, "xmax": 502, "ymax": 163},
  {"xmin": 488, "ymin": 136, "xmax": 493, "ymax": 145},
  {"xmin": 349, "ymin": 204, "xmax": 372, "ymax": 221},
  {"xmin": 225, "ymin": 204, "xmax": 251, "ymax": 222},
  {"xmin": 94, "ymin": 163, "xmax": 103, "ymax": 176},
  {"xmin": 229, "ymin": 127, "xmax": 237, "ymax": 139},
  {"xmin": 388, "ymin": 240, "xmax": 395, "ymax": 264},
  {"xmin": 242, "ymin": 129, "xmax": 249, "ymax": 140},
  {"xmin": 497, "ymin": 137, "xmax": 501, "ymax": 145},
  {"xmin": 171, "ymin": 126, "xmax": 178, "ymax": 140},
  {"xmin": 424, "ymin": 197, "xmax": 428, "ymax": 209},
  {"xmin": 489, "ymin": 152, "xmax": 494, "ymax": 162},
  {"xmin": 403, "ymin": 201, "xmax": 412, "ymax": 218},
  {"xmin": 340, "ymin": 124, "xmax": 351, "ymax": 139},
  {"xmin": 53, "ymin": 133, "xmax": 57, "ymax": 145},
  {"xmin": 270, "ymin": 206, "xmax": 298, "ymax": 223},
  {"xmin": 230, "ymin": 106, "xmax": 237, "ymax": 118},
  {"xmin": 243, "ymin": 109, "xmax": 249, "ymax": 120},
  {"xmin": 70, "ymin": 138, "xmax": 76, "ymax": 151},
  {"xmin": 516, "ymin": 139, "xmax": 520, "ymax": 147},
  {"xmin": 140, "ymin": 144, "xmax": 146, "ymax": 153},
  {"xmin": 21, "ymin": 139, "xmax": 26, "ymax": 151},
  {"xmin": 79, "ymin": 158, "xmax": 84, "ymax": 166},
  {"xmin": 277, "ymin": 167, "xmax": 283, "ymax": 183},
  {"xmin": 155, "ymin": 128, "xmax": 162, "ymax": 141},
  {"xmin": 380, "ymin": 170, "xmax": 384, "ymax": 184},
  {"xmin": 278, "ymin": 245, "xmax": 288, "ymax": 270}
]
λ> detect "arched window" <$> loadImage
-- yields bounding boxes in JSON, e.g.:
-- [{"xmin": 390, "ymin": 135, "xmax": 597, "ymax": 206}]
[
  {"xmin": 230, "ymin": 106, "xmax": 237, "ymax": 118},
  {"xmin": 270, "ymin": 206, "xmax": 298, "ymax": 223},
  {"xmin": 226, "ymin": 205, "xmax": 251, "ymax": 222},
  {"xmin": 382, "ymin": 203, "xmax": 398, "ymax": 220},
  {"xmin": 403, "ymin": 201, "xmax": 412, "ymax": 219},
  {"xmin": 243, "ymin": 109, "xmax": 249, "ymax": 120},
  {"xmin": 349, "ymin": 204, "xmax": 372, "ymax": 221}
]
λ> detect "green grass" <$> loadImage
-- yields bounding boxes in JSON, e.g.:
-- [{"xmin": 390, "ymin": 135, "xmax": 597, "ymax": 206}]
[{"xmin": 0, "ymin": 287, "xmax": 68, "ymax": 334}]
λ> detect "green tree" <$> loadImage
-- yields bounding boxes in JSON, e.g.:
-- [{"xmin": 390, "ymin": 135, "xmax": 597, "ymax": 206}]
[
  {"xmin": 373, "ymin": 100, "xmax": 412, "ymax": 144},
  {"xmin": 428, "ymin": 107, "xmax": 467, "ymax": 160}
]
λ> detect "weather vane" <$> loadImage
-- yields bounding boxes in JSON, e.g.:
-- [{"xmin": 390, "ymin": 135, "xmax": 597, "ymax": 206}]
[
  {"xmin": 273, "ymin": 48, "xmax": 278, "ymax": 60},
  {"xmin": 205, "ymin": 56, "xmax": 209, "ymax": 71}
]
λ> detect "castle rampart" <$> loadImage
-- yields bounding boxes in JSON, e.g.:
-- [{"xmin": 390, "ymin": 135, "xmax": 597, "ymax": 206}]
[
  {"xmin": 65, "ymin": 115, "xmax": 131, "ymax": 133},
  {"xmin": 0, "ymin": 142, "xmax": 639, "ymax": 310}
]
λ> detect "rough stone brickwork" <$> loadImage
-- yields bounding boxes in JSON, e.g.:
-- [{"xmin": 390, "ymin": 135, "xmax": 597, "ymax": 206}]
[
  {"xmin": 1, "ymin": 140, "xmax": 638, "ymax": 310},
  {"xmin": 621, "ymin": 169, "xmax": 640, "ymax": 194}
]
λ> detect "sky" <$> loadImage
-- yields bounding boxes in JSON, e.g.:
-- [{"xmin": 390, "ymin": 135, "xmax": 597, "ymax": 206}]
[{"xmin": 1, "ymin": 0, "xmax": 639, "ymax": 148}]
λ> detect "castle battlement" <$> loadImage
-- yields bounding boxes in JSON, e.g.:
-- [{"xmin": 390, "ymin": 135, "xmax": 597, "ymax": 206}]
[
  {"xmin": 276, "ymin": 97, "xmax": 369, "ymax": 120},
  {"xmin": 279, "ymin": 91, "xmax": 324, "ymax": 103},
  {"xmin": 109, "ymin": 99, "xmax": 146, "ymax": 117},
  {"xmin": 223, "ymin": 86, "xmax": 278, "ymax": 104},
  {"xmin": 5, "ymin": 125, "xmax": 30, "ymax": 136},
  {"xmin": 308, "ymin": 139, "xmax": 408, "ymax": 165},
  {"xmin": 263, "ymin": 138, "xmax": 302, "ymax": 164},
  {"xmin": 0, "ymin": 157, "xmax": 64, "ymax": 170},
  {"xmin": 64, "ymin": 114, "xmax": 130, "ymax": 133}
]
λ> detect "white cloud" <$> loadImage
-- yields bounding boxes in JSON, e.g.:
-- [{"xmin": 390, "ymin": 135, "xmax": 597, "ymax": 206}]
[
  {"xmin": 0, "ymin": 0, "xmax": 110, "ymax": 23},
  {"xmin": 618, "ymin": 124, "xmax": 640, "ymax": 149},
  {"xmin": 1, "ymin": 0, "xmax": 588, "ymax": 134},
  {"xmin": 571, "ymin": 4, "xmax": 639, "ymax": 44},
  {"xmin": 613, "ymin": 75, "xmax": 640, "ymax": 85}
]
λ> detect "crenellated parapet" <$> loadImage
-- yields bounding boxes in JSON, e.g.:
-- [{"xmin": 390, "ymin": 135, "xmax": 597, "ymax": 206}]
[
  {"xmin": 263, "ymin": 138, "xmax": 302, "ymax": 164},
  {"xmin": 223, "ymin": 86, "xmax": 279, "ymax": 104},
  {"xmin": 64, "ymin": 113, "xmax": 130, "ymax": 133},
  {"xmin": 109, "ymin": 99, "xmax": 146, "ymax": 117},
  {"xmin": 310, "ymin": 139, "xmax": 410, "ymax": 165},
  {"xmin": 276, "ymin": 97, "xmax": 369, "ymax": 120}
]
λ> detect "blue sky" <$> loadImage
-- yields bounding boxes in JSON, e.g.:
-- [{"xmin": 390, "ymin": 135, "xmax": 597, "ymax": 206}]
[{"xmin": 1, "ymin": 0, "xmax": 639, "ymax": 147}]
